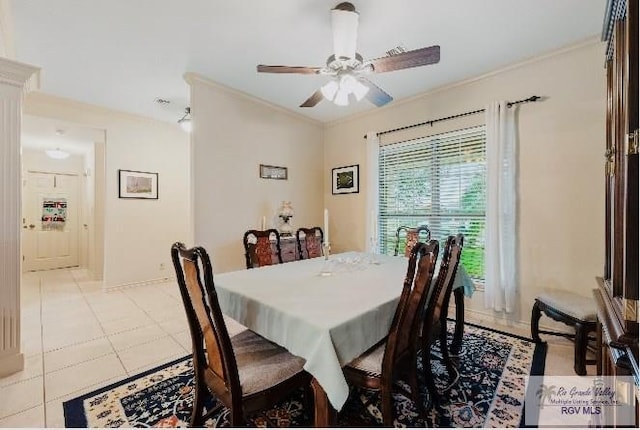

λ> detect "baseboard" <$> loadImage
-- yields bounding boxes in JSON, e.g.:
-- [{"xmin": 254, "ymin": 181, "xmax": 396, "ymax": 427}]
[
  {"xmin": 0, "ymin": 351, "xmax": 24, "ymax": 378},
  {"xmin": 103, "ymin": 276, "xmax": 173, "ymax": 291}
]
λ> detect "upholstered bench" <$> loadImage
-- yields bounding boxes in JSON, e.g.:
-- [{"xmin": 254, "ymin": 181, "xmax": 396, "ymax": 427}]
[{"xmin": 531, "ymin": 290, "xmax": 597, "ymax": 375}]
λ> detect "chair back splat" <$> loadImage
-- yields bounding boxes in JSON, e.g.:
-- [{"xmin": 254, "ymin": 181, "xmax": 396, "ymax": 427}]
[
  {"xmin": 421, "ymin": 234, "xmax": 464, "ymax": 405},
  {"xmin": 171, "ymin": 242, "xmax": 310, "ymax": 426},
  {"xmin": 171, "ymin": 243, "xmax": 241, "ymax": 423},
  {"xmin": 296, "ymin": 227, "xmax": 324, "ymax": 259},
  {"xmin": 344, "ymin": 240, "xmax": 439, "ymax": 425},
  {"xmin": 395, "ymin": 225, "xmax": 431, "ymax": 257},
  {"xmin": 243, "ymin": 229, "xmax": 282, "ymax": 269},
  {"xmin": 385, "ymin": 239, "xmax": 440, "ymax": 371}
]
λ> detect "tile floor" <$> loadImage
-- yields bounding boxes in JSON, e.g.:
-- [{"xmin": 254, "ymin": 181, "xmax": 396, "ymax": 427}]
[{"xmin": 0, "ymin": 268, "xmax": 590, "ymax": 427}]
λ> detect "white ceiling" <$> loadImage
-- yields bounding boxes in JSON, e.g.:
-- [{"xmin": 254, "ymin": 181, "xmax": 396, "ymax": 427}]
[
  {"xmin": 21, "ymin": 115, "xmax": 103, "ymax": 156},
  {"xmin": 10, "ymin": 0, "xmax": 606, "ymax": 125}
]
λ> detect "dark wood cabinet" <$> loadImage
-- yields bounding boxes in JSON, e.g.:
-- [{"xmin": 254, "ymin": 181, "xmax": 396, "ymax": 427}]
[{"xmin": 595, "ymin": 0, "xmax": 638, "ymax": 425}]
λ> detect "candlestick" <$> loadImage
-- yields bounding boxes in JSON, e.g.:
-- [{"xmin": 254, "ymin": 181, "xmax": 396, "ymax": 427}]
[
  {"xmin": 370, "ymin": 210, "xmax": 377, "ymax": 241},
  {"xmin": 323, "ymin": 208, "xmax": 329, "ymax": 245},
  {"xmin": 261, "ymin": 215, "xmax": 266, "ymax": 230}
]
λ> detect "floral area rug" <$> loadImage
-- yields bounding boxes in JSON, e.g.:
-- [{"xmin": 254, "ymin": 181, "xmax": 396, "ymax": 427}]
[{"xmin": 64, "ymin": 322, "xmax": 546, "ymax": 428}]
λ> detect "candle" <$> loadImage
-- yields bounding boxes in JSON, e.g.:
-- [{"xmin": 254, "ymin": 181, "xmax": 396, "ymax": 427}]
[
  {"xmin": 261, "ymin": 215, "xmax": 266, "ymax": 230},
  {"xmin": 323, "ymin": 208, "xmax": 329, "ymax": 245}
]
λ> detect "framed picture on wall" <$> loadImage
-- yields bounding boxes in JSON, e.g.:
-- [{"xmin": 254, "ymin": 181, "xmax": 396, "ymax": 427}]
[
  {"xmin": 259, "ymin": 164, "xmax": 288, "ymax": 180},
  {"xmin": 332, "ymin": 164, "xmax": 359, "ymax": 194},
  {"xmin": 118, "ymin": 169, "xmax": 159, "ymax": 199}
]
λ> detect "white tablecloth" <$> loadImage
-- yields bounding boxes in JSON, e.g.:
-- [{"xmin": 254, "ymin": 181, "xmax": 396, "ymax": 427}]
[{"xmin": 215, "ymin": 251, "xmax": 474, "ymax": 410}]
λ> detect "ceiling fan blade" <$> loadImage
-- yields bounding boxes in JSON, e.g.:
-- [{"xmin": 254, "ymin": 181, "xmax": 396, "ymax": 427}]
[
  {"xmin": 331, "ymin": 2, "xmax": 358, "ymax": 60},
  {"xmin": 369, "ymin": 45, "xmax": 440, "ymax": 73},
  {"xmin": 361, "ymin": 78, "xmax": 393, "ymax": 107},
  {"xmin": 257, "ymin": 65, "xmax": 322, "ymax": 74},
  {"xmin": 299, "ymin": 89, "xmax": 324, "ymax": 108}
]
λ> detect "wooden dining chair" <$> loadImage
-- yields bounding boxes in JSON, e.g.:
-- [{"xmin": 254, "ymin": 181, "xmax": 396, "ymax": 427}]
[
  {"xmin": 243, "ymin": 229, "xmax": 282, "ymax": 269},
  {"xmin": 343, "ymin": 240, "xmax": 439, "ymax": 426},
  {"xmin": 171, "ymin": 242, "xmax": 311, "ymax": 427},
  {"xmin": 394, "ymin": 225, "xmax": 431, "ymax": 257},
  {"xmin": 295, "ymin": 227, "xmax": 324, "ymax": 259},
  {"xmin": 420, "ymin": 234, "xmax": 464, "ymax": 406}
]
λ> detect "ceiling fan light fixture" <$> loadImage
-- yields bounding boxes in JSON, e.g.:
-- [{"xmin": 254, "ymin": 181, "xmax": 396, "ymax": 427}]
[
  {"xmin": 331, "ymin": 4, "xmax": 359, "ymax": 59},
  {"xmin": 352, "ymin": 79, "xmax": 370, "ymax": 101},
  {"xmin": 45, "ymin": 148, "xmax": 70, "ymax": 160},
  {"xmin": 177, "ymin": 107, "xmax": 192, "ymax": 132},
  {"xmin": 333, "ymin": 87, "xmax": 350, "ymax": 106},
  {"xmin": 256, "ymin": 2, "xmax": 439, "ymax": 109},
  {"xmin": 320, "ymin": 80, "xmax": 339, "ymax": 101}
]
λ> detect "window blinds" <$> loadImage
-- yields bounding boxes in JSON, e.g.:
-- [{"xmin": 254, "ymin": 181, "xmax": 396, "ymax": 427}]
[{"xmin": 378, "ymin": 125, "xmax": 486, "ymax": 280}]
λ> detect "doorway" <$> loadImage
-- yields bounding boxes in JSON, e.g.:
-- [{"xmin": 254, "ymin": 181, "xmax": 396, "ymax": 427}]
[
  {"xmin": 22, "ymin": 171, "xmax": 80, "ymax": 271},
  {"xmin": 21, "ymin": 115, "xmax": 106, "ymax": 279}
]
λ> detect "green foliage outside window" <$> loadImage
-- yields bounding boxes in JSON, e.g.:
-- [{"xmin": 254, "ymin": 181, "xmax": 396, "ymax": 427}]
[{"xmin": 378, "ymin": 126, "xmax": 486, "ymax": 281}]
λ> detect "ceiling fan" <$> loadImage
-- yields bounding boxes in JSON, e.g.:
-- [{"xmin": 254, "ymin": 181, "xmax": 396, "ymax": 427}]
[{"xmin": 256, "ymin": 2, "xmax": 440, "ymax": 108}]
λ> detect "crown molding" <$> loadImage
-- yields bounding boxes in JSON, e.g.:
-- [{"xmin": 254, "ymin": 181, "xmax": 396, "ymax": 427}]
[
  {"xmin": 25, "ymin": 92, "xmax": 187, "ymax": 130},
  {"xmin": 325, "ymin": 35, "xmax": 603, "ymax": 128},
  {"xmin": 0, "ymin": 57, "xmax": 40, "ymax": 92},
  {"xmin": 184, "ymin": 72, "xmax": 323, "ymax": 127}
]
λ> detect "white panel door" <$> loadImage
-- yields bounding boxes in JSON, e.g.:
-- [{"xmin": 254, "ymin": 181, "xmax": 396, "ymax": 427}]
[{"xmin": 22, "ymin": 171, "xmax": 80, "ymax": 271}]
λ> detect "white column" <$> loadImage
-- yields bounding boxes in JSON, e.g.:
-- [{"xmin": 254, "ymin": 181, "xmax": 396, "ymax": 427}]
[{"xmin": 0, "ymin": 57, "xmax": 39, "ymax": 377}]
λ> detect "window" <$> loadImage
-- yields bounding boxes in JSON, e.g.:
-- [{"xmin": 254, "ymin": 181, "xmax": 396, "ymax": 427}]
[{"xmin": 378, "ymin": 125, "xmax": 486, "ymax": 280}]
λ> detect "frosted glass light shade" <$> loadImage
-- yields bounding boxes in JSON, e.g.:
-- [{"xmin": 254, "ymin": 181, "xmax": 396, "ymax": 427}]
[
  {"xmin": 352, "ymin": 79, "xmax": 369, "ymax": 101},
  {"xmin": 321, "ymin": 80, "xmax": 339, "ymax": 101},
  {"xmin": 178, "ymin": 118, "xmax": 192, "ymax": 132},
  {"xmin": 45, "ymin": 149, "xmax": 70, "ymax": 159},
  {"xmin": 333, "ymin": 88, "xmax": 349, "ymax": 106}
]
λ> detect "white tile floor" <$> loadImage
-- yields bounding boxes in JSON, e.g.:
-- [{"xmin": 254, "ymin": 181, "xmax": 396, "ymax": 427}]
[{"xmin": 0, "ymin": 268, "xmax": 588, "ymax": 427}]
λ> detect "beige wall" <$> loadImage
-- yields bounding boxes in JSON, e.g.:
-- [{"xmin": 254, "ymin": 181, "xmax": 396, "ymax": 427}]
[
  {"xmin": 324, "ymin": 40, "xmax": 606, "ymax": 323},
  {"xmin": 24, "ymin": 93, "xmax": 191, "ymax": 289},
  {"xmin": 187, "ymin": 74, "xmax": 324, "ymax": 273}
]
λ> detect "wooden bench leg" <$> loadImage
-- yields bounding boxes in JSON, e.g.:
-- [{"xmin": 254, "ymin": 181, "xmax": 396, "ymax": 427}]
[
  {"xmin": 531, "ymin": 300, "xmax": 543, "ymax": 343},
  {"xmin": 574, "ymin": 322, "xmax": 589, "ymax": 376}
]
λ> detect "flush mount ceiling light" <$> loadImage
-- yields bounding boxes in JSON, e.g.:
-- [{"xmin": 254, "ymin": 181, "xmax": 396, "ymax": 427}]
[
  {"xmin": 46, "ymin": 148, "xmax": 70, "ymax": 159},
  {"xmin": 177, "ymin": 107, "xmax": 192, "ymax": 132}
]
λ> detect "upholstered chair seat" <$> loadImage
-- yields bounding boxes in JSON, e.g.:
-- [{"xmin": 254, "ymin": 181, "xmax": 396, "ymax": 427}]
[
  {"xmin": 232, "ymin": 329, "xmax": 307, "ymax": 396},
  {"xmin": 535, "ymin": 291, "xmax": 597, "ymax": 321},
  {"xmin": 345, "ymin": 340, "xmax": 385, "ymax": 375},
  {"xmin": 531, "ymin": 289, "xmax": 597, "ymax": 375}
]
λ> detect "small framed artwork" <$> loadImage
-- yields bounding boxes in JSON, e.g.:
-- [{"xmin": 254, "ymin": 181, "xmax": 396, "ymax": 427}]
[
  {"xmin": 118, "ymin": 169, "xmax": 159, "ymax": 199},
  {"xmin": 259, "ymin": 164, "xmax": 288, "ymax": 180},
  {"xmin": 332, "ymin": 164, "xmax": 359, "ymax": 194}
]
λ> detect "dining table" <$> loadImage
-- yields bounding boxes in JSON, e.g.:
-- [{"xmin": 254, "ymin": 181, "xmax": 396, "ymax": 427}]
[{"xmin": 215, "ymin": 251, "xmax": 475, "ymax": 426}]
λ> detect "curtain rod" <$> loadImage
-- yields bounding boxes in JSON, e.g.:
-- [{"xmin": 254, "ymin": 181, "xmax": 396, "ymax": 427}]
[{"xmin": 363, "ymin": 95, "xmax": 542, "ymax": 139}]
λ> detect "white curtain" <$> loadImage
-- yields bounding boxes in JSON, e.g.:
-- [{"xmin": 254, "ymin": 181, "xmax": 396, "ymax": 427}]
[
  {"xmin": 484, "ymin": 101, "xmax": 517, "ymax": 313},
  {"xmin": 365, "ymin": 132, "xmax": 380, "ymax": 253}
]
